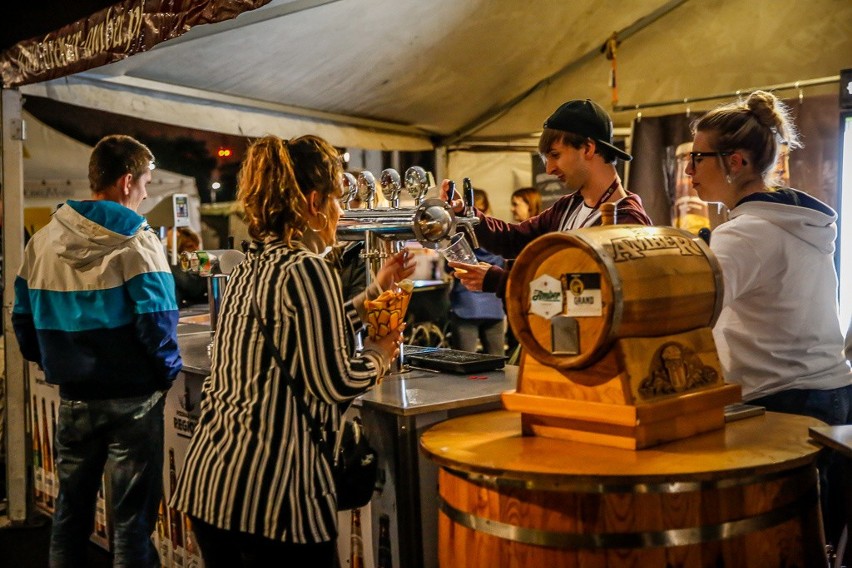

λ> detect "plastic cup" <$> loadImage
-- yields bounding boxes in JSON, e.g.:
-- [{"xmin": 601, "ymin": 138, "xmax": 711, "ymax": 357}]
[{"xmin": 437, "ymin": 233, "xmax": 477, "ymax": 264}]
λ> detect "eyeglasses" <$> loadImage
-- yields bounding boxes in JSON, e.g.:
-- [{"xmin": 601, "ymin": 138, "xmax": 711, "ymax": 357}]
[{"xmin": 688, "ymin": 151, "xmax": 731, "ymax": 170}]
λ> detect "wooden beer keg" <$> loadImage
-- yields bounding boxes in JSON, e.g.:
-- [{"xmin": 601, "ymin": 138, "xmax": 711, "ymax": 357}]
[
  {"xmin": 422, "ymin": 411, "xmax": 826, "ymax": 567},
  {"xmin": 507, "ymin": 225, "xmax": 723, "ymax": 371}
]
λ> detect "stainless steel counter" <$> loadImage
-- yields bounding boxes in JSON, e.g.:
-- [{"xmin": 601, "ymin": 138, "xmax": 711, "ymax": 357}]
[
  {"xmin": 361, "ymin": 366, "xmax": 516, "ymax": 415},
  {"xmin": 176, "ymin": 330, "xmax": 214, "ymax": 376},
  {"xmin": 176, "ymin": 331, "xmax": 517, "ymax": 416}
]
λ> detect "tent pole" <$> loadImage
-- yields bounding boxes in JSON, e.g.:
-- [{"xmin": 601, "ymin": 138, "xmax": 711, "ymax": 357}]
[
  {"xmin": 434, "ymin": 147, "xmax": 448, "ymax": 188},
  {"xmin": 1, "ymin": 88, "xmax": 29, "ymax": 524},
  {"xmin": 613, "ymin": 75, "xmax": 840, "ymax": 113}
]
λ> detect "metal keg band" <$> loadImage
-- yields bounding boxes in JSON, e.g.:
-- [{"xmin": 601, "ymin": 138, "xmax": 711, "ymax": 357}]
[
  {"xmin": 439, "ymin": 486, "xmax": 818, "ymax": 549},
  {"xmin": 575, "ymin": 232, "xmax": 623, "ymax": 356},
  {"xmin": 443, "ymin": 463, "xmax": 816, "ymax": 494}
]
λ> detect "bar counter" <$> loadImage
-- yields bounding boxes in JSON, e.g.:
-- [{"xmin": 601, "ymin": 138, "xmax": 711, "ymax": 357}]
[{"xmin": 176, "ymin": 329, "xmax": 516, "ymax": 568}]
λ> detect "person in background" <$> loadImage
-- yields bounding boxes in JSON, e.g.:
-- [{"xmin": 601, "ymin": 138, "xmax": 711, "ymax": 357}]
[
  {"xmin": 685, "ymin": 89, "xmax": 852, "ymax": 547},
  {"xmin": 510, "ymin": 186, "xmax": 542, "ymax": 222},
  {"xmin": 448, "ymin": 189, "xmax": 505, "ymax": 355},
  {"xmin": 168, "ymin": 226, "xmax": 209, "ymax": 308},
  {"xmin": 170, "ymin": 135, "xmax": 413, "ymax": 567},
  {"xmin": 441, "ymin": 98, "xmax": 652, "ymax": 297},
  {"xmin": 13, "ymin": 134, "xmax": 182, "ymax": 567}
]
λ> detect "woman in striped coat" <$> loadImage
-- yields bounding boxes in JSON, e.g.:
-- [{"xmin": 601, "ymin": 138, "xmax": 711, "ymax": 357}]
[{"xmin": 171, "ymin": 135, "xmax": 412, "ymax": 566}]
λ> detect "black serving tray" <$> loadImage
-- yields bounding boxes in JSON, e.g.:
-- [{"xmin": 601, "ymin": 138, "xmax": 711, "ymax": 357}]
[{"xmin": 406, "ymin": 348, "xmax": 507, "ymax": 374}]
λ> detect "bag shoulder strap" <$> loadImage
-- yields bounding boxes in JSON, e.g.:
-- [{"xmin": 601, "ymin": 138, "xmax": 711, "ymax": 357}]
[{"xmin": 249, "ymin": 255, "xmax": 337, "ymax": 465}]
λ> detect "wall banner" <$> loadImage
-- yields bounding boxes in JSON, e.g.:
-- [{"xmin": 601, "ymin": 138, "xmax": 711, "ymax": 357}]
[{"xmin": 1, "ymin": 0, "xmax": 271, "ymax": 87}]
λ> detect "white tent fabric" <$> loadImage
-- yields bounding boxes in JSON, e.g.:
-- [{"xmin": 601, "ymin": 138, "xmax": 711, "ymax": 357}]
[
  {"xmin": 20, "ymin": 0, "xmax": 850, "ymax": 152},
  {"xmin": 22, "ymin": 111, "xmax": 202, "ymax": 231}
]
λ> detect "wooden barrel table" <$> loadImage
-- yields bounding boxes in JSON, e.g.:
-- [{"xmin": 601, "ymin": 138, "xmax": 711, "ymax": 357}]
[{"xmin": 421, "ymin": 411, "xmax": 825, "ymax": 567}]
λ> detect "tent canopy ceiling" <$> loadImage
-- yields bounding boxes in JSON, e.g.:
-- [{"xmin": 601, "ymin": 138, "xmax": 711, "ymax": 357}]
[{"xmin": 14, "ymin": 0, "xmax": 852, "ymax": 150}]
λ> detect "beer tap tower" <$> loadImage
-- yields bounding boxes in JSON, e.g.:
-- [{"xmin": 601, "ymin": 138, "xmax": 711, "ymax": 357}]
[
  {"xmin": 336, "ymin": 166, "xmax": 478, "ymax": 284},
  {"xmin": 336, "ymin": 167, "xmax": 479, "ymax": 371}
]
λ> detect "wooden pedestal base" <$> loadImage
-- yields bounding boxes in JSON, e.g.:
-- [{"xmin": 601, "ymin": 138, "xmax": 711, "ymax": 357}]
[
  {"xmin": 503, "ymin": 384, "xmax": 740, "ymax": 449},
  {"xmin": 502, "ymin": 328, "xmax": 741, "ymax": 449}
]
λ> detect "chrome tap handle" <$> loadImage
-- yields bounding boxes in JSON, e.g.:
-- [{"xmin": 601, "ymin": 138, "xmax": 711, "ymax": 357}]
[
  {"xmin": 462, "ymin": 177, "xmax": 475, "ymax": 217},
  {"xmin": 404, "ymin": 166, "xmax": 429, "ymax": 206},
  {"xmin": 342, "ymin": 172, "xmax": 359, "ymax": 210},
  {"xmin": 380, "ymin": 168, "xmax": 402, "ymax": 208},
  {"xmin": 357, "ymin": 171, "xmax": 377, "ymax": 209}
]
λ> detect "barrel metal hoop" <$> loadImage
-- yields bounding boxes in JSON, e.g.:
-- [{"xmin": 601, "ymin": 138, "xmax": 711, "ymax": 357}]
[
  {"xmin": 443, "ymin": 463, "xmax": 816, "ymax": 494},
  {"xmin": 692, "ymin": 234, "xmax": 725, "ymax": 326},
  {"xmin": 575, "ymin": 233, "xmax": 623, "ymax": 352},
  {"xmin": 439, "ymin": 486, "xmax": 818, "ymax": 549}
]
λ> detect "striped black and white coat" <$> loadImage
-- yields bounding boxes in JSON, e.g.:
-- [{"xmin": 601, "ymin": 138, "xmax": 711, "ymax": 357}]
[{"xmin": 170, "ymin": 241, "xmax": 383, "ymax": 543}]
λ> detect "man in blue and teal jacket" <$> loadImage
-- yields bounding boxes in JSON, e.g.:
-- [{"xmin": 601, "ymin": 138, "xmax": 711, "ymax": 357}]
[{"xmin": 13, "ymin": 134, "xmax": 182, "ymax": 567}]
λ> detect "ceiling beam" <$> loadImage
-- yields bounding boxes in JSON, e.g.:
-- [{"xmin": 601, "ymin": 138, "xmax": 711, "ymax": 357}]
[{"xmin": 70, "ymin": 72, "xmax": 435, "ymax": 138}]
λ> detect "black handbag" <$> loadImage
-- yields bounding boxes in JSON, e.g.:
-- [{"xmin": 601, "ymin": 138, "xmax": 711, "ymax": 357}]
[
  {"xmin": 249, "ymin": 257, "xmax": 378, "ymax": 510},
  {"xmin": 332, "ymin": 417, "xmax": 378, "ymax": 511}
]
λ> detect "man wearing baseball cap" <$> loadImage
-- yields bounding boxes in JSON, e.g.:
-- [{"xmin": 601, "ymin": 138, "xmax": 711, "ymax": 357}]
[{"xmin": 440, "ymin": 98, "xmax": 652, "ymax": 301}]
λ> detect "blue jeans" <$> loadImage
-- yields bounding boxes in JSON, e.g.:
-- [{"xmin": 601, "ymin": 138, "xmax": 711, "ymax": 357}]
[
  {"xmin": 50, "ymin": 391, "xmax": 165, "ymax": 568},
  {"xmin": 750, "ymin": 384, "xmax": 852, "ymax": 546},
  {"xmin": 750, "ymin": 384, "xmax": 852, "ymax": 426}
]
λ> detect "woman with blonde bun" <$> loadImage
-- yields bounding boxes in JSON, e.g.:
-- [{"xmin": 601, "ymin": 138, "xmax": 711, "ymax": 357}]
[{"xmin": 686, "ymin": 91, "xmax": 852, "ymax": 546}]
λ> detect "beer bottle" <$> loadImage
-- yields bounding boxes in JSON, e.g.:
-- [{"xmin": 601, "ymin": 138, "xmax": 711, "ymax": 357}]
[
  {"xmin": 156, "ymin": 492, "xmax": 171, "ymax": 566},
  {"xmin": 41, "ymin": 398, "xmax": 54, "ymax": 508},
  {"xmin": 184, "ymin": 513, "xmax": 203, "ymax": 568},
  {"xmin": 350, "ymin": 509, "xmax": 364, "ymax": 568},
  {"xmin": 179, "ymin": 250, "xmax": 219, "ymax": 276},
  {"xmin": 157, "ymin": 497, "xmax": 168, "ymax": 540},
  {"xmin": 95, "ymin": 481, "xmax": 108, "ymax": 538},
  {"xmin": 377, "ymin": 514, "xmax": 393, "ymax": 568},
  {"xmin": 50, "ymin": 401, "xmax": 58, "ymax": 505},
  {"xmin": 32, "ymin": 395, "xmax": 43, "ymax": 503},
  {"xmin": 168, "ymin": 448, "xmax": 185, "ymax": 566}
]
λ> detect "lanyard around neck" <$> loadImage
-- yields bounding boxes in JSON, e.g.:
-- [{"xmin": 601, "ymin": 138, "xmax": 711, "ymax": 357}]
[
  {"xmin": 563, "ymin": 178, "xmax": 620, "ymax": 231},
  {"xmin": 590, "ymin": 178, "xmax": 620, "ymax": 210}
]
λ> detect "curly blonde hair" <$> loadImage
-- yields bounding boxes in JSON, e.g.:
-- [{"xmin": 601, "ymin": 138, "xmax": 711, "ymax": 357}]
[{"xmin": 237, "ymin": 135, "xmax": 343, "ymax": 245}]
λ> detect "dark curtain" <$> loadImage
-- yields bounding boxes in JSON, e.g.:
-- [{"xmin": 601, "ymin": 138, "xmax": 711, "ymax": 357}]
[
  {"xmin": 626, "ymin": 114, "xmax": 694, "ymax": 226},
  {"xmin": 626, "ymin": 93, "xmax": 840, "ymax": 225},
  {"xmin": 787, "ymin": 94, "xmax": 839, "ymax": 208}
]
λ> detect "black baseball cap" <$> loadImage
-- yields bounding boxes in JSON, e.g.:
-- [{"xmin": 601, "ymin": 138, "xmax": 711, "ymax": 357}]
[{"xmin": 543, "ymin": 99, "xmax": 632, "ymax": 161}]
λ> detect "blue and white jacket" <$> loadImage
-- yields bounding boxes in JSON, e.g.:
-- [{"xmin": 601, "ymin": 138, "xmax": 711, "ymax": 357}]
[{"xmin": 13, "ymin": 200, "xmax": 182, "ymax": 400}]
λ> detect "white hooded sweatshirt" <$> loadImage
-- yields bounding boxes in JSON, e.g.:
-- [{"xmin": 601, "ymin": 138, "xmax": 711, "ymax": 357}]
[{"xmin": 711, "ymin": 188, "xmax": 852, "ymax": 401}]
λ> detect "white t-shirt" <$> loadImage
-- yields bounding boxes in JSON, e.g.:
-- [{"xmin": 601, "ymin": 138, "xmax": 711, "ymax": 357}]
[{"xmin": 564, "ymin": 203, "xmax": 596, "ymax": 231}]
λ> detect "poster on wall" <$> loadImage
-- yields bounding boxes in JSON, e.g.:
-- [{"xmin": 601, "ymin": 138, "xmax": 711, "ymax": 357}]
[
  {"xmin": 158, "ymin": 372, "xmax": 204, "ymax": 568},
  {"xmin": 28, "ymin": 363, "xmax": 110, "ymax": 550}
]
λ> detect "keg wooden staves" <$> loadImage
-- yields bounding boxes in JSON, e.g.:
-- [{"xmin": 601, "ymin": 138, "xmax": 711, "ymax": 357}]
[
  {"xmin": 502, "ymin": 224, "xmax": 740, "ymax": 449},
  {"xmin": 421, "ymin": 410, "xmax": 826, "ymax": 567}
]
